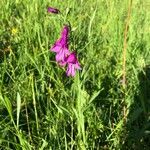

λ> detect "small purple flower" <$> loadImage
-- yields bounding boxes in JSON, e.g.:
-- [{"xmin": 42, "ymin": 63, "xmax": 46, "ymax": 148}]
[
  {"xmin": 51, "ymin": 26, "xmax": 70, "ymax": 64},
  {"xmin": 65, "ymin": 52, "xmax": 81, "ymax": 77},
  {"xmin": 47, "ymin": 7, "xmax": 60, "ymax": 14}
]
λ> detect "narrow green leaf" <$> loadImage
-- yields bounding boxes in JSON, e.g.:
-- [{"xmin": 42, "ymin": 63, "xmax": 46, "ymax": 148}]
[{"xmin": 17, "ymin": 92, "xmax": 21, "ymax": 129}]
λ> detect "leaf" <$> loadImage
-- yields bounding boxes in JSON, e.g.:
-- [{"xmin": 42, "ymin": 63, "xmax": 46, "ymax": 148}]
[{"xmin": 17, "ymin": 92, "xmax": 21, "ymax": 129}]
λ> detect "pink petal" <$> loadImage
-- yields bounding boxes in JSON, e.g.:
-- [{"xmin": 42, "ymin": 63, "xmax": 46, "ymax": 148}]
[
  {"xmin": 75, "ymin": 62, "xmax": 81, "ymax": 70},
  {"xmin": 71, "ymin": 65, "xmax": 76, "ymax": 77},
  {"xmin": 51, "ymin": 45, "xmax": 61, "ymax": 53},
  {"xmin": 66, "ymin": 65, "xmax": 72, "ymax": 76},
  {"xmin": 66, "ymin": 52, "xmax": 76, "ymax": 63},
  {"xmin": 66, "ymin": 64, "xmax": 76, "ymax": 77},
  {"xmin": 55, "ymin": 52, "xmax": 62, "ymax": 62},
  {"xmin": 61, "ymin": 26, "xmax": 69, "ymax": 39},
  {"xmin": 64, "ymin": 48, "xmax": 70, "ymax": 55}
]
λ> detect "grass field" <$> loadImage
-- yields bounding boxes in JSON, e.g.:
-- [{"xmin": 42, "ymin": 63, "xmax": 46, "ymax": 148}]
[{"xmin": 0, "ymin": 0, "xmax": 150, "ymax": 149}]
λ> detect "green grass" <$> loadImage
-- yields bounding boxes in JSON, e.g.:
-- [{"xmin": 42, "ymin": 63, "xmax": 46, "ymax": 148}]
[{"xmin": 0, "ymin": 0, "xmax": 150, "ymax": 149}]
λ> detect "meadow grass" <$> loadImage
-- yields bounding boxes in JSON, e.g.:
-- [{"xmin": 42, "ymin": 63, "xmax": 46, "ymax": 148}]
[{"xmin": 0, "ymin": 0, "xmax": 150, "ymax": 149}]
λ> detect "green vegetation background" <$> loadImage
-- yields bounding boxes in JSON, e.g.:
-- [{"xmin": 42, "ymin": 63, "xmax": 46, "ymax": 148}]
[{"xmin": 0, "ymin": 0, "xmax": 150, "ymax": 149}]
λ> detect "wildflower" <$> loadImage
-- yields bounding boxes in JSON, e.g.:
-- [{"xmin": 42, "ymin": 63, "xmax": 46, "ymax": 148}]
[
  {"xmin": 65, "ymin": 52, "xmax": 81, "ymax": 77},
  {"xmin": 51, "ymin": 26, "xmax": 70, "ymax": 64},
  {"xmin": 11, "ymin": 28, "xmax": 18, "ymax": 35},
  {"xmin": 47, "ymin": 7, "xmax": 60, "ymax": 14}
]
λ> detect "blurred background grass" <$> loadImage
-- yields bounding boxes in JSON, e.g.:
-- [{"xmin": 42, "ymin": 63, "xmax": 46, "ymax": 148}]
[{"xmin": 0, "ymin": 0, "xmax": 150, "ymax": 149}]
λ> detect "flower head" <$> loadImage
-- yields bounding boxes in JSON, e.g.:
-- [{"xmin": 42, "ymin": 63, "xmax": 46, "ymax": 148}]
[
  {"xmin": 65, "ymin": 52, "xmax": 81, "ymax": 77},
  {"xmin": 47, "ymin": 7, "xmax": 60, "ymax": 14},
  {"xmin": 11, "ymin": 28, "xmax": 18, "ymax": 35},
  {"xmin": 51, "ymin": 26, "xmax": 70, "ymax": 64}
]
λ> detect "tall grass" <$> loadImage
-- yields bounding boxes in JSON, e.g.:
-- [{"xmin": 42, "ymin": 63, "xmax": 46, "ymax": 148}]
[{"xmin": 0, "ymin": 0, "xmax": 150, "ymax": 149}]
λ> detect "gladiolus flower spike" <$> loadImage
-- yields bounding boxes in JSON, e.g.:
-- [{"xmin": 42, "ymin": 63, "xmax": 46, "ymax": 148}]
[
  {"xmin": 51, "ymin": 26, "xmax": 70, "ymax": 65},
  {"xmin": 50, "ymin": 26, "xmax": 81, "ymax": 77}
]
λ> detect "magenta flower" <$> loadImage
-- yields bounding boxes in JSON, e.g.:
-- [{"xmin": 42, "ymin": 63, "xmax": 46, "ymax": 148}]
[
  {"xmin": 47, "ymin": 7, "xmax": 60, "ymax": 14},
  {"xmin": 65, "ymin": 52, "xmax": 81, "ymax": 77},
  {"xmin": 51, "ymin": 26, "xmax": 70, "ymax": 64}
]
